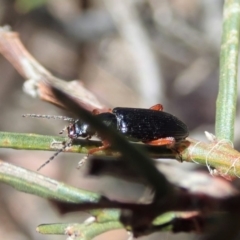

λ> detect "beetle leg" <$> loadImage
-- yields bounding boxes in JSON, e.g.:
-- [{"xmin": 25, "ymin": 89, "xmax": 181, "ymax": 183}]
[
  {"xmin": 88, "ymin": 140, "xmax": 110, "ymax": 155},
  {"xmin": 146, "ymin": 137, "xmax": 175, "ymax": 148},
  {"xmin": 92, "ymin": 109, "xmax": 101, "ymax": 115},
  {"xmin": 149, "ymin": 104, "xmax": 163, "ymax": 111},
  {"xmin": 92, "ymin": 108, "xmax": 112, "ymax": 115},
  {"xmin": 77, "ymin": 141, "xmax": 110, "ymax": 169}
]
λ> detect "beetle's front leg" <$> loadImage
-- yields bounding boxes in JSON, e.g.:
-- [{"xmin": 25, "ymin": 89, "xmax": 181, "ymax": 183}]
[
  {"xmin": 77, "ymin": 140, "xmax": 111, "ymax": 168},
  {"xmin": 88, "ymin": 140, "xmax": 111, "ymax": 154}
]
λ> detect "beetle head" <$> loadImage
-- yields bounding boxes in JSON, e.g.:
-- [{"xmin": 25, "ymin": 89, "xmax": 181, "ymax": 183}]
[{"xmin": 67, "ymin": 121, "xmax": 94, "ymax": 139}]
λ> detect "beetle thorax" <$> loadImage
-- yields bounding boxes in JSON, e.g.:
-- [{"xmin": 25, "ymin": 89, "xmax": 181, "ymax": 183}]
[{"xmin": 116, "ymin": 115, "xmax": 128, "ymax": 133}]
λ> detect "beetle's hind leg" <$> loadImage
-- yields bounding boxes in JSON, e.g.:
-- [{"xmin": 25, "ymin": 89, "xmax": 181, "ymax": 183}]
[
  {"xmin": 146, "ymin": 137, "xmax": 175, "ymax": 148},
  {"xmin": 149, "ymin": 104, "xmax": 163, "ymax": 111},
  {"xmin": 146, "ymin": 137, "xmax": 185, "ymax": 162},
  {"xmin": 92, "ymin": 108, "xmax": 112, "ymax": 115}
]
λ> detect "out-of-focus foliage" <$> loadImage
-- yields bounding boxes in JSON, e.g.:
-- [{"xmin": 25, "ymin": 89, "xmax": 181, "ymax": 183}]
[{"xmin": 15, "ymin": 0, "xmax": 47, "ymax": 13}]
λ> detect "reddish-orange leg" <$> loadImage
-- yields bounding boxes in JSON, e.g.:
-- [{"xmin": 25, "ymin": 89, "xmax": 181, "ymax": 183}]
[
  {"xmin": 146, "ymin": 137, "xmax": 176, "ymax": 148},
  {"xmin": 88, "ymin": 140, "xmax": 111, "ymax": 155},
  {"xmin": 78, "ymin": 140, "xmax": 110, "ymax": 168},
  {"xmin": 92, "ymin": 108, "xmax": 112, "ymax": 115},
  {"xmin": 92, "ymin": 109, "xmax": 101, "ymax": 115},
  {"xmin": 146, "ymin": 137, "xmax": 184, "ymax": 162},
  {"xmin": 149, "ymin": 104, "xmax": 163, "ymax": 111}
]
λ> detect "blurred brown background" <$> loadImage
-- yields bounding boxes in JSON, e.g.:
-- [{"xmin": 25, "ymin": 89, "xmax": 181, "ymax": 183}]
[{"xmin": 0, "ymin": 0, "xmax": 226, "ymax": 239}]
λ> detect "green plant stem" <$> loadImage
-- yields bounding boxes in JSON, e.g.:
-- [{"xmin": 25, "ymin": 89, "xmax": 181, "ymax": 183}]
[
  {"xmin": 37, "ymin": 222, "xmax": 123, "ymax": 239},
  {"xmin": 0, "ymin": 131, "xmax": 99, "ymax": 154},
  {"xmin": 0, "ymin": 160, "xmax": 99, "ymax": 202},
  {"xmin": 216, "ymin": 0, "xmax": 240, "ymax": 141},
  {"xmin": 0, "ymin": 160, "xmax": 120, "ymax": 220},
  {"xmin": 0, "ymin": 160, "xmax": 176, "ymax": 237},
  {"xmin": 36, "ymin": 212, "xmax": 175, "ymax": 238},
  {"xmin": 0, "ymin": 131, "xmax": 175, "ymax": 157},
  {"xmin": 182, "ymin": 138, "xmax": 240, "ymax": 177},
  {"xmin": 1, "ymin": 131, "xmax": 240, "ymax": 177}
]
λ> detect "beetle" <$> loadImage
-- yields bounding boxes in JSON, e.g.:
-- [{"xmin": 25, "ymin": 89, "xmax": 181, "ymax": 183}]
[
  {"xmin": 23, "ymin": 104, "xmax": 188, "ymax": 170},
  {"xmin": 66, "ymin": 104, "xmax": 189, "ymax": 154}
]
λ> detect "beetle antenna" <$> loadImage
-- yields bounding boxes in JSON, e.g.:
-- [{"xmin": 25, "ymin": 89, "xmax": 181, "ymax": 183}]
[
  {"xmin": 37, "ymin": 139, "xmax": 73, "ymax": 171},
  {"xmin": 59, "ymin": 126, "xmax": 67, "ymax": 135},
  {"xmin": 22, "ymin": 114, "xmax": 75, "ymax": 122}
]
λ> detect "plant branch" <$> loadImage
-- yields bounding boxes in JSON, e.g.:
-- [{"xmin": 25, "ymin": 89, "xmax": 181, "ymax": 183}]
[
  {"xmin": 1, "ymin": 131, "xmax": 240, "ymax": 178},
  {"xmin": 0, "ymin": 159, "xmax": 122, "ymax": 221},
  {"xmin": 0, "ymin": 160, "xmax": 100, "ymax": 202},
  {"xmin": 0, "ymin": 131, "xmax": 175, "ymax": 157},
  {"xmin": 37, "ymin": 221, "xmax": 123, "ymax": 239},
  {"xmin": 182, "ymin": 137, "xmax": 240, "ymax": 178},
  {"xmin": 0, "ymin": 159, "xmax": 197, "ymax": 237}
]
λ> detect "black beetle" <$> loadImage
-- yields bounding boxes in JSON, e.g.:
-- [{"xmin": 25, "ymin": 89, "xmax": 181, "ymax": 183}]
[
  {"xmin": 67, "ymin": 104, "xmax": 189, "ymax": 154},
  {"xmin": 23, "ymin": 104, "xmax": 188, "ymax": 170}
]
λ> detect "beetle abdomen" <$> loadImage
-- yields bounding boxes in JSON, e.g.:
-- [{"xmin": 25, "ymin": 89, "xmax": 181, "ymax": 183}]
[{"xmin": 113, "ymin": 107, "xmax": 188, "ymax": 142}]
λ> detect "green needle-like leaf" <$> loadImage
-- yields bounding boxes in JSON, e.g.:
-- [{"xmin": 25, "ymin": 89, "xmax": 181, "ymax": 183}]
[{"xmin": 216, "ymin": 0, "xmax": 240, "ymax": 141}]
